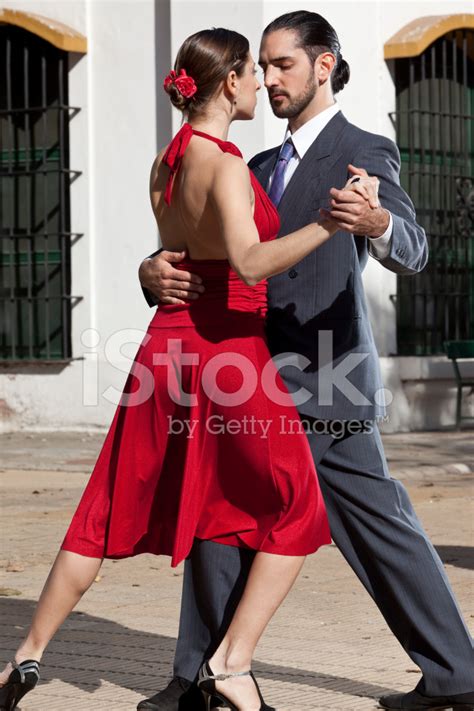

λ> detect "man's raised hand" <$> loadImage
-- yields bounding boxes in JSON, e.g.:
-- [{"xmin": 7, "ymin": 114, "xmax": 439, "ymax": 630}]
[{"xmin": 320, "ymin": 164, "xmax": 390, "ymax": 237}]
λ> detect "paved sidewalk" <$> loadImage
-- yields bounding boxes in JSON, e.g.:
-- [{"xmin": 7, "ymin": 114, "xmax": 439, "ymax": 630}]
[
  {"xmin": 1, "ymin": 429, "xmax": 473, "ymax": 478},
  {"xmin": 0, "ymin": 431, "xmax": 473, "ymax": 710}
]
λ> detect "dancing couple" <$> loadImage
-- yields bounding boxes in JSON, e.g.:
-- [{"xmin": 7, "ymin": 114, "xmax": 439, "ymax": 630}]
[{"xmin": 1, "ymin": 10, "xmax": 473, "ymax": 711}]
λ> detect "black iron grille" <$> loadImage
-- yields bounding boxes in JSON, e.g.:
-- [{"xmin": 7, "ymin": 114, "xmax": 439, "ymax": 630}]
[
  {"xmin": 391, "ymin": 29, "xmax": 473, "ymax": 355},
  {"xmin": 0, "ymin": 25, "xmax": 83, "ymax": 361}
]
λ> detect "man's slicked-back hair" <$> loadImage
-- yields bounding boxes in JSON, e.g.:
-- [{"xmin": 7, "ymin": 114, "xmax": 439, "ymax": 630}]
[{"xmin": 263, "ymin": 10, "xmax": 350, "ymax": 94}]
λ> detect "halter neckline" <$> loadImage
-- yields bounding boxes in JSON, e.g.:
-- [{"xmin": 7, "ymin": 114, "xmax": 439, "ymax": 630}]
[
  {"xmin": 162, "ymin": 123, "xmax": 242, "ymax": 205},
  {"xmin": 192, "ymin": 127, "xmax": 232, "ymax": 145}
]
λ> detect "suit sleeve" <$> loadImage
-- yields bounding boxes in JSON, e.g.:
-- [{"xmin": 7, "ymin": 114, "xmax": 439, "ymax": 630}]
[
  {"xmin": 352, "ymin": 135, "xmax": 428, "ymax": 275},
  {"xmin": 141, "ymin": 248, "xmax": 163, "ymax": 308}
]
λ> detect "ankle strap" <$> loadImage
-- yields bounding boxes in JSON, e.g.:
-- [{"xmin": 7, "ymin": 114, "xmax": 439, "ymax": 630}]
[
  {"xmin": 199, "ymin": 662, "xmax": 252, "ymax": 684},
  {"xmin": 12, "ymin": 660, "xmax": 40, "ymax": 684},
  {"xmin": 206, "ymin": 669, "xmax": 251, "ymax": 681}
]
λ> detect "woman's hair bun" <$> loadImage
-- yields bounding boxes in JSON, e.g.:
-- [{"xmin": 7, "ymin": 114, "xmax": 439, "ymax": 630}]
[{"xmin": 164, "ymin": 82, "xmax": 193, "ymax": 111}]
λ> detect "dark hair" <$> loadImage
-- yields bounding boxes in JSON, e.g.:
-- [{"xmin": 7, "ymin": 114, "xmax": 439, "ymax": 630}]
[
  {"xmin": 165, "ymin": 28, "xmax": 250, "ymax": 114},
  {"xmin": 263, "ymin": 10, "xmax": 350, "ymax": 94}
]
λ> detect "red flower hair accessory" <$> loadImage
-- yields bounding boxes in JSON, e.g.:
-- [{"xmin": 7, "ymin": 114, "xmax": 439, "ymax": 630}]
[{"xmin": 163, "ymin": 68, "xmax": 197, "ymax": 99}]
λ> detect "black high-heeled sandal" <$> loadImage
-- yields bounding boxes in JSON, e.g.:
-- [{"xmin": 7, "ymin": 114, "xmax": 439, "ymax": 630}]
[
  {"xmin": 197, "ymin": 660, "xmax": 275, "ymax": 711},
  {"xmin": 0, "ymin": 659, "xmax": 40, "ymax": 711}
]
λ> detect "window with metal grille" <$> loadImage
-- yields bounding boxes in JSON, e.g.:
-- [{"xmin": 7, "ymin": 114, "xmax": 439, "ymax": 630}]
[
  {"xmin": 0, "ymin": 25, "xmax": 82, "ymax": 361},
  {"xmin": 392, "ymin": 29, "xmax": 473, "ymax": 355}
]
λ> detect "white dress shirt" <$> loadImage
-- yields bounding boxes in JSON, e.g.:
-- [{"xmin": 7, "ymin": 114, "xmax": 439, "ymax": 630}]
[{"xmin": 268, "ymin": 102, "xmax": 393, "ymax": 259}]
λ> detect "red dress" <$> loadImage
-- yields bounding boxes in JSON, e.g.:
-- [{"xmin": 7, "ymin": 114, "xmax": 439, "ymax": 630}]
[{"xmin": 61, "ymin": 124, "xmax": 331, "ymax": 567}]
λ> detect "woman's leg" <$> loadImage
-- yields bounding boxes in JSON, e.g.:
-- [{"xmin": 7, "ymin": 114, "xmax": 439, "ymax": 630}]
[
  {"xmin": 0, "ymin": 550, "xmax": 102, "ymax": 684},
  {"xmin": 207, "ymin": 551, "xmax": 305, "ymax": 709}
]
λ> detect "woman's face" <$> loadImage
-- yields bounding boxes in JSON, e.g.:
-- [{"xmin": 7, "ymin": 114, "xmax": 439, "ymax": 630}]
[{"xmin": 234, "ymin": 53, "xmax": 261, "ymax": 120}]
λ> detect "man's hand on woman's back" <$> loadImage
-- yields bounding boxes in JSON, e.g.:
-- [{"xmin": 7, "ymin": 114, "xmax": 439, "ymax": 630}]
[{"xmin": 138, "ymin": 250, "xmax": 205, "ymax": 305}]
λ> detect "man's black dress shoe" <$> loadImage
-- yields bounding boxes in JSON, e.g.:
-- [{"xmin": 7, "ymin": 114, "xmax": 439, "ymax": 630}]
[
  {"xmin": 379, "ymin": 687, "xmax": 474, "ymax": 710},
  {"xmin": 137, "ymin": 676, "xmax": 221, "ymax": 710}
]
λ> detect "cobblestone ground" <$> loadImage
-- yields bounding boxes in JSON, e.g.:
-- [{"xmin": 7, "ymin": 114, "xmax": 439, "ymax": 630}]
[{"xmin": 0, "ymin": 431, "xmax": 473, "ymax": 710}]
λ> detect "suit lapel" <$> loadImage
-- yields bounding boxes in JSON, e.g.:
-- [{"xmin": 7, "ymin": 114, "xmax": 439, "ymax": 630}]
[
  {"xmin": 250, "ymin": 112, "xmax": 349, "ymax": 229},
  {"xmin": 252, "ymin": 148, "xmax": 279, "ymax": 190},
  {"xmin": 278, "ymin": 111, "xmax": 349, "ymax": 219}
]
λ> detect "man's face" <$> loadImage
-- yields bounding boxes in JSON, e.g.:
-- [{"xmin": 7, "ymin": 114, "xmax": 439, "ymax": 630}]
[{"xmin": 258, "ymin": 29, "xmax": 317, "ymax": 119}]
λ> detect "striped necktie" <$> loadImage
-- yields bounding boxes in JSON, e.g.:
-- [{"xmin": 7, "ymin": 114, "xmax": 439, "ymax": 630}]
[{"xmin": 268, "ymin": 139, "xmax": 295, "ymax": 206}]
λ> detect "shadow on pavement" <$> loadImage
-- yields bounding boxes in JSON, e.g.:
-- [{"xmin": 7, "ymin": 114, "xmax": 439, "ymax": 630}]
[
  {"xmin": 0, "ymin": 598, "xmax": 398, "ymax": 704},
  {"xmin": 436, "ymin": 545, "xmax": 474, "ymax": 571}
]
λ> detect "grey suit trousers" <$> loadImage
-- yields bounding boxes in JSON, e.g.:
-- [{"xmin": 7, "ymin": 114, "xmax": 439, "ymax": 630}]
[{"xmin": 173, "ymin": 423, "xmax": 474, "ymax": 697}]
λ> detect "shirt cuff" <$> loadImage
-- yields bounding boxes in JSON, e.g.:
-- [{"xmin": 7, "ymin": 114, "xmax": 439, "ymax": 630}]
[{"xmin": 368, "ymin": 211, "xmax": 393, "ymax": 260}]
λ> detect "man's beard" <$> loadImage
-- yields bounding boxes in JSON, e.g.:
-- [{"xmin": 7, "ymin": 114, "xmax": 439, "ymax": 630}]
[{"xmin": 269, "ymin": 73, "xmax": 317, "ymax": 119}]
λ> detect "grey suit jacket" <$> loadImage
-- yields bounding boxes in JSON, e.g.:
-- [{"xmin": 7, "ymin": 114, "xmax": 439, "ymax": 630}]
[
  {"xmin": 143, "ymin": 111, "xmax": 428, "ymax": 421},
  {"xmin": 248, "ymin": 111, "xmax": 427, "ymax": 420}
]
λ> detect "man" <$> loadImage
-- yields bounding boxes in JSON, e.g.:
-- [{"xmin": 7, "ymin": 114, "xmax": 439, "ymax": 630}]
[{"xmin": 137, "ymin": 11, "xmax": 474, "ymax": 711}]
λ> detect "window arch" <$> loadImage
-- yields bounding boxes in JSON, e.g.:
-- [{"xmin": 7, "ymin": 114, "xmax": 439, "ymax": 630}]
[
  {"xmin": 385, "ymin": 16, "xmax": 473, "ymax": 355},
  {"xmin": 0, "ymin": 8, "xmax": 87, "ymax": 53},
  {"xmin": 0, "ymin": 12, "xmax": 86, "ymax": 360}
]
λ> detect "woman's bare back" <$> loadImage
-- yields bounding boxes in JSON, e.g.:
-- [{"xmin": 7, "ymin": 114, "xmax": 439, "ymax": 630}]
[{"xmin": 149, "ymin": 134, "xmax": 254, "ymax": 260}]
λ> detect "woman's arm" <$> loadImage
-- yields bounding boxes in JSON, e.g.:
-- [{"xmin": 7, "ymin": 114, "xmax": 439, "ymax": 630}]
[{"xmin": 210, "ymin": 155, "xmax": 336, "ymax": 286}]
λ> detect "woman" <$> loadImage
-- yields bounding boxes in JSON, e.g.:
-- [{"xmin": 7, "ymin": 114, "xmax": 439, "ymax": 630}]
[{"xmin": 0, "ymin": 28, "xmax": 378, "ymax": 711}]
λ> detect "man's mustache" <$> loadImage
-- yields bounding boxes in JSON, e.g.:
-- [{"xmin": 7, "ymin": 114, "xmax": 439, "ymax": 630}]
[{"xmin": 268, "ymin": 90, "xmax": 289, "ymax": 100}]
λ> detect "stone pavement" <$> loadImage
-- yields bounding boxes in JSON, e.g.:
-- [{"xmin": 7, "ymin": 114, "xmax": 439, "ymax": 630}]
[{"xmin": 0, "ymin": 431, "xmax": 473, "ymax": 710}]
